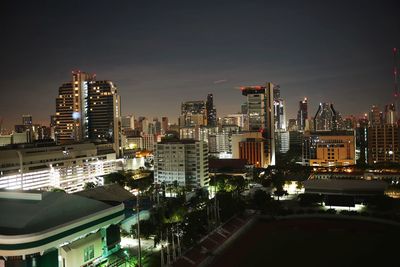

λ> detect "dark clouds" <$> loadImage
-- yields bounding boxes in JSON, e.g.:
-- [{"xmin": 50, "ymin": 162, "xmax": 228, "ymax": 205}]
[{"xmin": 0, "ymin": 0, "xmax": 399, "ymax": 127}]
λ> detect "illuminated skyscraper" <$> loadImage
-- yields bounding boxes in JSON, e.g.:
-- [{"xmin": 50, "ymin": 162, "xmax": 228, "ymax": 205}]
[
  {"xmin": 161, "ymin": 117, "xmax": 169, "ymax": 134},
  {"xmin": 55, "ymin": 71, "xmax": 95, "ymax": 144},
  {"xmin": 22, "ymin": 115, "xmax": 32, "ymax": 126},
  {"xmin": 314, "ymin": 102, "xmax": 344, "ymax": 131},
  {"xmin": 55, "ymin": 71, "xmax": 121, "ymax": 156},
  {"xmin": 121, "ymin": 115, "xmax": 135, "ymax": 130},
  {"xmin": 385, "ymin": 104, "xmax": 396, "ymax": 125},
  {"xmin": 180, "ymin": 100, "xmax": 207, "ymax": 127},
  {"xmin": 240, "ymin": 82, "xmax": 275, "ymax": 166},
  {"xmin": 368, "ymin": 105, "xmax": 383, "ymax": 126},
  {"xmin": 273, "ymin": 85, "xmax": 286, "ymax": 130},
  {"xmin": 297, "ymin": 98, "xmax": 308, "ymax": 131},
  {"xmin": 206, "ymin": 93, "xmax": 217, "ymax": 127},
  {"xmin": 87, "ymin": 80, "xmax": 121, "ymax": 156}
]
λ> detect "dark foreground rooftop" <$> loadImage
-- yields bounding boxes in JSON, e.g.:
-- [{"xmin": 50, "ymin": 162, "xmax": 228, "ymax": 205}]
[{"xmin": 0, "ymin": 190, "xmax": 113, "ymax": 235}]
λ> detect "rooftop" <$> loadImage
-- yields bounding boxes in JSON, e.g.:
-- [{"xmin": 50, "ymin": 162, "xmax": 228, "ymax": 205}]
[
  {"xmin": 0, "ymin": 190, "xmax": 114, "ymax": 235},
  {"xmin": 74, "ymin": 184, "xmax": 134, "ymax": 205},
  {"xmin": 302, "ymin": 179, "xmax": 388, "ymax": 195}
]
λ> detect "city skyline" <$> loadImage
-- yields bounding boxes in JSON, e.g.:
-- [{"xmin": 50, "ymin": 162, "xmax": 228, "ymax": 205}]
[{"xmin": 1, "ymin": 0, "xmax": 399, "ymax": 128}]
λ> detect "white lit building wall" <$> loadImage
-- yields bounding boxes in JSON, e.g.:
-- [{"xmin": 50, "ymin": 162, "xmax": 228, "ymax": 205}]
[
  {"xmin": 0, "ymin": 144, "xmax": 120, "ymax": 193},
  {"xmin": 154, "ymin": 140, "xmax": 209, "ymax": 188},
  {"xmin": 142, "ymin": 134, "xmax": 155, "ymax": 151}
]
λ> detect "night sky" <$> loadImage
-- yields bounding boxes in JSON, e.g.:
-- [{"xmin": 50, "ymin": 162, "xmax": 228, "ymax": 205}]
[{"xmin": 1, "ymin": 0, "xmax": 399, "ymax": 128}]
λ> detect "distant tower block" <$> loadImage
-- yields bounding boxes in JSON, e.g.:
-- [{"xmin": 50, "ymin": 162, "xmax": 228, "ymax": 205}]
[{"xmin": 394, "ymin": 48, "xmax": 399, "ymax": 120}]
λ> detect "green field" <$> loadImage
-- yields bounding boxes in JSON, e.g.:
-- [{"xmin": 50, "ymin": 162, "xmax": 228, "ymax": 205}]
[{"xmin": 209, "ymin": 217, "xmax": 400, "ymax": 267}]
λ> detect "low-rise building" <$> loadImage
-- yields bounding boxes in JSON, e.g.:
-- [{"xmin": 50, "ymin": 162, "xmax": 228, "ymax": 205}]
[
  {"xmin": 302, "ymin": 131, "xmax": 356, "ymax": 167},
  {"xmin": 0, "ymin": 143, "xmax": 121, "ymax": 193},
  {"xmin": 0, "ymin": 190, "xmax": 124, "ymax": 267}
]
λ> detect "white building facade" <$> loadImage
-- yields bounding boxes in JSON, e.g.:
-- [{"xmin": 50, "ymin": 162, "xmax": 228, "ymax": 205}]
[
  {"xmin": 0, "ymin": 143, "xmax": 121, "ymax": 193},
  {"xmin": 154, "ymin": 139, "xmax": 209, "ymax": 188}
]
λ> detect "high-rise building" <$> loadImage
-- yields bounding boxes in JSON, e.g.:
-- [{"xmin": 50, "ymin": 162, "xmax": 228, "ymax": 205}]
[
  {"xmin": 344, "ymin": 116, "xmax": 357, "ymax": 130},
  {"xmin": 368, "ymin": 105, "xmax": 383, "ymax": 126},
  {"xmin": 368, "ymin": 124, "xmax": 400, "ymax": 164},
  {"xmin": 50, "ymin": 115, "xmax": 57, "ymax": 141},
  {"xmin": 22, "ymin": 115, "xmax": 32, "ymax": 126},
  {"xmin": 356, "ymin": 117, "xmax": 368, "ymax": 164},
  {"xmin": 154, "ymin": 133, "xmax": 209, "ymax": 188},
  {"xmin": 87, "ymin": 80, "xmax": 121, "ymax": 156},
  {"xmin": 273, "ymin": 85, "xmax": 286, "ymax": 131},
  {"xmin": 385, "ymin": 104, "xmax": 397, "ymax": 125},
  {"xmin": 224, "ymin": 114, "xmax": 247, "ymax": 129},
  {"xmin": 206, "ymin": 93, "xmax": 217, "ymax": 127},
  {"xmin": 161, "ymin": 117, "xmax": 169, "ymax": 134},
  {"xmin": 297, "ymin": 98, "xmax": 308, "ymax": 131},
  {"xmin": 121, "ymin": 115, "xmax": 135, "ymax": 130},
  {"xmin": 180, "ymin": 100, "xmax": 207, "ymax": 127},
  {"xmin": 288, "ymin": 119, "xmax": 298, "ymax": 131},
  {"xmin": 14, "ymin": 115, "xmax": 42, "ymax": 142},
  {"xmin": 55, "ymin": 71, "xmax": 122, "ymax": 156},
  {"xmin": 275, "ymin": 131, "xmax": 290, "ymax": 154},
  {"xmin": 240, "ymin": 83, "xmax": 275, "ymax": 166},
  {"xmin": 55, "ymin": 71, "xmax": 95, "ymax": 144},
  {"xmin": 240, "ymin": 102, "xmax": 248, "ymax": 115},
  {"xmin": 314, "ymin": 102, "xmax": 344, "ymax": 131}
]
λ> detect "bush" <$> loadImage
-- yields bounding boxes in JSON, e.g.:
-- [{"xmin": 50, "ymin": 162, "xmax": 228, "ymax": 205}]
[{"xmin": 326, "ymin": 209, "xmax": 336, "ymax": 214}]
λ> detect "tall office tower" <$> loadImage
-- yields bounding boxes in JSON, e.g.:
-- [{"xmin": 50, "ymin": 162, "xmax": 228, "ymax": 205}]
[
  {"xmin": 161, "ymin": 117, "xmax": 169, "ymax": 134},
  {"xmin": 141, "ymin": 118, "xmax": 150, "ymax": 134},
  {"xmin": 273, "ymin": 85, "xmax": 281, "ymax": 99},
  {"xmin": 356, "ymin": 117, "xmax": 369, "ymax": 164},
  {"xmin": 275, "ymin": 131, "xmax": 290, "ymax": 154},
  {"xmin": 240, "ymin": 82, "xmax": 275, "ymax": 166},
  {"xmin": 22, "ymin": 115, "xmax": 32, "ymax": 126},
  {"xmin": 55, "ymin": 71, "xmax": 95, "ymax": 144},
  {"xmin": 240, "ymin": 102, "xmax": 248, "ymax": 115},
  {"xmin": 385, "ymin": 104, "xmax": 397, "ymax": 125},
  {"xmin": 344, "ymin": 116, "xmax": 357, "ymax": 130},
  {"xmin": 87, "ymin": 80, "xmax": 121, "ymax": 156},
  {"xmin": 153, "ymin": 118, "xmax": 162, "ymax": 135},
  {"xmin": 369, "ymin": 105, "xmax": 383, "ymax": 126},
  {"xmin": 273, "ymin": 85, "xmax": 286, "ymax": 130},
  {"xmin": 287, "ymin": 119, "xmax": 298, "ymax": 131},
  {"xmin": 14, "ymin": 115, "xmax": 42, "ymax": 142},
  {"xmin": 50, "ymin": 115, "xmax": 57, "ymax": 141},
  {"xmin": 180, "ymin": 100, "xmax": 207, "ymax": 127},
  {"xmin": 148, "ymin": 123, "xmax": 155, "ymax": 134},
  {"xmin": 55, "ymin": 71, "xmax": 121, "ymax": 156},
  {"xmin": 154, "ymin": 133, "xmax": 209, "ymax": 188},
  {"xmin": 314, "ymin": 102, "xmax": 343, "ymax": 131},
  {"xmin": 206, "ymin": 93, "xmax": 217, "ymax": 127},
  {"xmin": 225, "ymin": 114, "xmax": 247, "ymax": 129},
  {"xmin": 121, "ymin": 115, "xmax": 135, "ymax": 130},
  {"xmin": 297, "ymin": 98, "xmax": 308, "ymax": 131}
]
